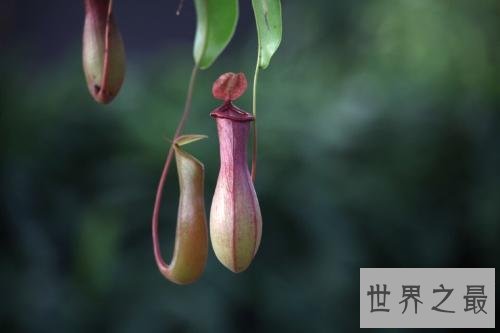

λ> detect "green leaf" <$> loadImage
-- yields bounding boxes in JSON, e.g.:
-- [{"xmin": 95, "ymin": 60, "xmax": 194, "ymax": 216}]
[
  {"xmin": 174, "ymin": 134, "xmax": 208, "ymax": 146},
  {"xmin": 193, "ymin": 0, "xmax": 239, "ymax": 69},
  {"xmin": 252, "ymin": 0, "xmax": 282, "ymax": 69}
]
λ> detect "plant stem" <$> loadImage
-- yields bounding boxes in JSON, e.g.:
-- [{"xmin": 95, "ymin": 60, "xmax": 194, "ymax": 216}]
[
  {"xmin": 176, "ymin": 0, "xmax": 185, "ymax": 15},
  {"xmin": 152, "ymin": 64, "xmax": 199, "ymax": 272},
  {"xmin": 251, "ymin": 49, "xmax": 261, "ymax": 182}
]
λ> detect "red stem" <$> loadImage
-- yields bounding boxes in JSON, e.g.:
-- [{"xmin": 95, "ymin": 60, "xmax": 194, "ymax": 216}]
[
  {"xmin": 98, "ymin": 0, "xmax": 113, "ymax": 98},
  {"xmin": 152, "ymin": 65, "xmax": 199, "ymax": 273}
]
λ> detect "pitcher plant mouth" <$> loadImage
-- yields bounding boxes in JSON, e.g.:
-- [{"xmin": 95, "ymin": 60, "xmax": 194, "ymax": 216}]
[{"xmin": 211, "ymin": 101, "xmax": 255, "ymax": 122}]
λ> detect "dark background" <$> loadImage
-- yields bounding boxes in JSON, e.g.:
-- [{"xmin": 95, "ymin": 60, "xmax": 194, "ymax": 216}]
[{"xmin": 1, "ymin": 0, "xmax": 499, "ymax": 332}]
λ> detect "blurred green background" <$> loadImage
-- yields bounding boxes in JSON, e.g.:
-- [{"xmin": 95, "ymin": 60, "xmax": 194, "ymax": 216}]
[{"xmin": 1, "ymin": 0, "xmax": 499, "ymax": 332}]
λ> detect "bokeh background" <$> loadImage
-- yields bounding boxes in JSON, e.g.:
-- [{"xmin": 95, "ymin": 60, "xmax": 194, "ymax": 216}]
[{"xmin": 1, "ymin": 0, "xmax": 499, "ymax": 332}]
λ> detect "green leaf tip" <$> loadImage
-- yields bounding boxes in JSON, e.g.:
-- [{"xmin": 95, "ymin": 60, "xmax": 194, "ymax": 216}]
[
  {"xmin": 193, "ymin": 0, "xmax": 239, "ymax": 69},
  {"xmin": 252, "ymin": 0, "xmax": 282, "ymax": 69}
]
